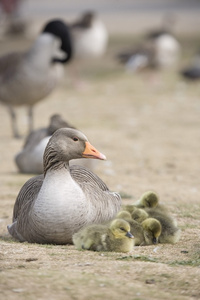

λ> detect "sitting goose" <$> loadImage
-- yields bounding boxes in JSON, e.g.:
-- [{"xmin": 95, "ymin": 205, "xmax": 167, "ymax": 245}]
[
  {"xmin": 8, "ymin": 128, "xmax": 121, "ymax": 244},
  {"xmin": 0, "ymin": 19, "xmax": 72, "ymax": 138},
  {"xmin": 15, "ymin": 114, "xmax": 96, "ymax": 174}
]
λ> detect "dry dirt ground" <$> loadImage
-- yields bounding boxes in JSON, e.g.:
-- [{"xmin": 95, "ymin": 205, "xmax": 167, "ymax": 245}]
[{"xmin": 0, "ymin": 33, "xmax": 200, "ymax": 300}]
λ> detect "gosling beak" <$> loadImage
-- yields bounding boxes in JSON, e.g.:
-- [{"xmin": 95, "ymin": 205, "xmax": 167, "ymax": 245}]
[
  {"xmin": 126, "ymin": 231, "xmax": 134, "ymax": 239},
  {"xmin": 153, "ymin": 237, "xmax": 158, "ymax": 244},
  {"xmin": 82, "ymin": 141, "xmax": 106, "ymax": 160}
]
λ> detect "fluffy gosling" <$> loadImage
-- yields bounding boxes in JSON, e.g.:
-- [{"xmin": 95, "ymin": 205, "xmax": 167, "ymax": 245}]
[
  {"xmin": 73, "ymin": 219, "xmax": 134, "ymax": 252},
  {"xmin": 133, "ymin": 191, "xmax": 159, "ymax": 208},
  {"xmin": 145, "ymin": 208, "xmax": 181, "ymax": 244},
  {"xmin": 131, "ymin": 208, "xmax": 149, "ymax": 223},
  {"xmin": 141, "ymin": 218, "xmax": 162, "ymax": 245},
  {"xmin": 116, "ymin": 211, "xmax": 145, "ymax": 246}
]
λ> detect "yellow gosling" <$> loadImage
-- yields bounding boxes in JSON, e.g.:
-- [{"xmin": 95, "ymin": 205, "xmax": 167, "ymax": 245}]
[{"xmin": 73, "ymin": 219, "xmax": 134, "ymax": 252}]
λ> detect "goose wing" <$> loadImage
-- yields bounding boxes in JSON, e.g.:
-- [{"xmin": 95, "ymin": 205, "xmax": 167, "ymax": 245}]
[
  {"xmin": 70, "ymin": 165, "xmax": 121, "ymax": 222},
  {"xmin": 0, "ymin": 52, "xmax": 23, "ymax": 82},
  {"xmin": 12, "ymin": 174, "xmax": 44, "ymax": 222}
]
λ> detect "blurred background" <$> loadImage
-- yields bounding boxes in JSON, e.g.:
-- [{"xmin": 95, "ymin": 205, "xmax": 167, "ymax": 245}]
[{"xmin": 1, "ymin": 0, "xmax": 200, "ymax": 35}]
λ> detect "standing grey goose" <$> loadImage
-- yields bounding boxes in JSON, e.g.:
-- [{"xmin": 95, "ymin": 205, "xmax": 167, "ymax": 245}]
[
  {"xmin": 15, "ymin": 114, "xmax": 97, "ymax": 174},
  {"xmin": 0, "ymin": 19, "xmax": 72, "ymax": 138},
  {"xmin": 8, "ymin": 128, "xmax": 121, "ymax": 244}
]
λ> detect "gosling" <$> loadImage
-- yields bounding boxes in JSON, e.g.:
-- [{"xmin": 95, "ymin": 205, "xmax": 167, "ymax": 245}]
[
  {"xmin": 131, "ymin": 208, "xmax": 149, "ymax": 223},
  {"xmin": 115, "ymin": 211, "xmax": 145, "ymax": 246},
  {"xmin": 73, "ymin": 219, "xmax": 134, "ymax": 253},
  {"xmin": 141, "ymin": 218, "xmax": 162, "ymax": 245},
  {"xmin": 133, "ymin": 191, "xmax": 159, "ymax": 208},
  {"xmin": 144, "ymin": 207, "xmax": 181, "ymax": 244}
]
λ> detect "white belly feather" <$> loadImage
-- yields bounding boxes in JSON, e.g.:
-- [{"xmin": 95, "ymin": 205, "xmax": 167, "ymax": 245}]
[{"xmin": 31, "ymin": 169, "xmax": 88, "ymax": 240}]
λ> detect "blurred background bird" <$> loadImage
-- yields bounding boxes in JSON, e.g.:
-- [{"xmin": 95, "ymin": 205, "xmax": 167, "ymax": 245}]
[
  {"xmin": 180, "ymin": 50, "xmax": 200, "ymax": 81},
  {"xmin": 15, "ymin": 114, "xmax": 97, "ymax": 174},
  {"xmin": 0, "ymin": 18, "xmax": 72, "ymax": 138}
]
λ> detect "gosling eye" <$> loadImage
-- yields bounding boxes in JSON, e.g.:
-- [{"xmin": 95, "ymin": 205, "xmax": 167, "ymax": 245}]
[
  {"xmin": 72, "ymin": 136, "xmax": 79, "ymax": 142},
  {"xmin": 120, "ymin": 227, "xmax": 126, "ymax": 232}
]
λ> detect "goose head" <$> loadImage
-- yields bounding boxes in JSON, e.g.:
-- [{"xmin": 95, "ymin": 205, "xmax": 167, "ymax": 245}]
[
  {"xmin": 142, "ymin": 218, "xmax": 162, "ymax": 245},
  {"xmin": 72, "ymin": 11, "xmax": 96, "ymax": 29},
  {"xmin": 116, "ymin": 211, "xmax": 132, "ymax": 220},
  {"xmin": 140, "ymin": 191, "xmax": 159, "ymax": 208},
  {"xmin": 131, "ymin": 208, "xmax": 149, "ymax": 223},
  {"xmin": 110, "ymin": 219, "xmax": 134, "ymax": 240},
  {"xmin": 42, "ymin": 19, "xmax": 73, "ymax": 63},
  {"xmin": 43, "ymin": 128, "xmax": 106, "ymax": 174},
  {"xmin": 47, "ymin": 114, "xmax": 75, "ymax": 135}
]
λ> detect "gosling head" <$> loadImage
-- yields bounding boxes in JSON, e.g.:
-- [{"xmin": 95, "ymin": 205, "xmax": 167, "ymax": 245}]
[
  {"xmin": 123, "ymin": 205, "xmax": 136, "ymax": 214},
  {"xmin": 110, "ymin": 219, "xmax": 134, "ymax": 240},
  {"xmin": 140, "ymin": 191, "xmax": 159, "ymax": 208},
  {"xmin": 116, "ymin": 211, "xmax": 132, "ymax": 220},
  {"xmin": 142, "ymin": 218, "xmax": 162, "ymax": 245},
  {"xmin": 131, "ymin": 208, "xmax": 148, "ymax": 223}
]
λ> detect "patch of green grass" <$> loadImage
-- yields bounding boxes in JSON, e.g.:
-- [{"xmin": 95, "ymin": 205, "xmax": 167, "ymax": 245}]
[
  {"xmin": 168, "ymin": 259, "xmax": 200, "ymax": 267},
  {"xmin": 117, "ymin": 255, "xmax": 158, "ymax": 263}
]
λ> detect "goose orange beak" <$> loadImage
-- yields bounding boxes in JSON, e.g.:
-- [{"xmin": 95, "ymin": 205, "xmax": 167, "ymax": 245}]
[{"xmin": 82, "ymin": 142, "xmax": 106, "ymax": 160}]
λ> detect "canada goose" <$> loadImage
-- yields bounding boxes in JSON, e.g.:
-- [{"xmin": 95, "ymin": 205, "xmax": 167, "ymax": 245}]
[
  {"xmin": 70, "ymin": 11, "xmax": 108, "ymax": 59},
  {"xmin": 15, "ymin": 114, "xmax": 96, "ymax": 173},
  {"xmin": 0, "ymin": 19, "xmax": 72, "ymax": 138},
  {"xmin": 133, "ymin": 191, "xmax": 159, "ymax": 208},
  {"xmin": 115, "ymin": 211, "xmax": 145, "ymax": 246},
  {"xmin": 8, "ymin": 128, "xmax": 121, "ymax": 244},
  {"xmin": 144, "ymin": 207, "xmax": 181, "ymax": 244},
  {"xmin": 73, "ymin": 219, "xmax": 134, "ymax": 252},
  {"xmin": 141, "ymin": 218, "xmax": 162, "ymax": 245}
]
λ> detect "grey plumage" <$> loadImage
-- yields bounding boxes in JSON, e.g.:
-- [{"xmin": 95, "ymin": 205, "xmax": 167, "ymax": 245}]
[
  {"xmin": 0, "ymin": 19, "xmax": 72, "ymax": 138},
  {"xmin": 8, "ymin": 128, "xmax": 121, "ymax": 244},
  {"xmin": 15, "ymin": 114, "xmax": 96, "ymax": 174}
]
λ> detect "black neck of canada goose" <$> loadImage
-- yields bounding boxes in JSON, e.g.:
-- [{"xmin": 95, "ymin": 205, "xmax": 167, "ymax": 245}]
[{"xmin": 42, "ymin": 19, "xmax": 73, "ymax": 63}]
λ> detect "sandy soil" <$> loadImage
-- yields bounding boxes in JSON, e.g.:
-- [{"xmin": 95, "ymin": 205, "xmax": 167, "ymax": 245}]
[{"xmin": 0, "ymin": 33, "xmax": 200, "ymax": 300}]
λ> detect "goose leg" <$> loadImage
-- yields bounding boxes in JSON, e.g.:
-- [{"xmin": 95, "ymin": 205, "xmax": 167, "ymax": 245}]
[
  {"xmin": 28, "ymin": 106, "xmax": 33, "ymax": 134},
  {"xmin": 7, "ymin": 105, "xmax": 20, "ymax": 138}
]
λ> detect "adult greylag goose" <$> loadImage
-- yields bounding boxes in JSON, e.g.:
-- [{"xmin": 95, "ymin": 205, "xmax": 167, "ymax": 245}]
[
  {"xmin": 8, "ymin": 128, "xmax": 121, "ymax": 244},
  {"xmin": 0, "ymin": 19, "xmax": 72, "ymax": 138},
  {"xmin": 15, "ymin": 114, "xmax": 95, "ymax": 174}
]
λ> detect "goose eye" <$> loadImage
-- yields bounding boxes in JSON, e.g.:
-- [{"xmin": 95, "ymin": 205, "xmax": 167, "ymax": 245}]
[
  {"xmin": 120, "ymin": 227, "xmax": 126, "ymax": 232},
  {"xmin": 73, "ymin": 137, "xmax": 79, "ymax": 142}
]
